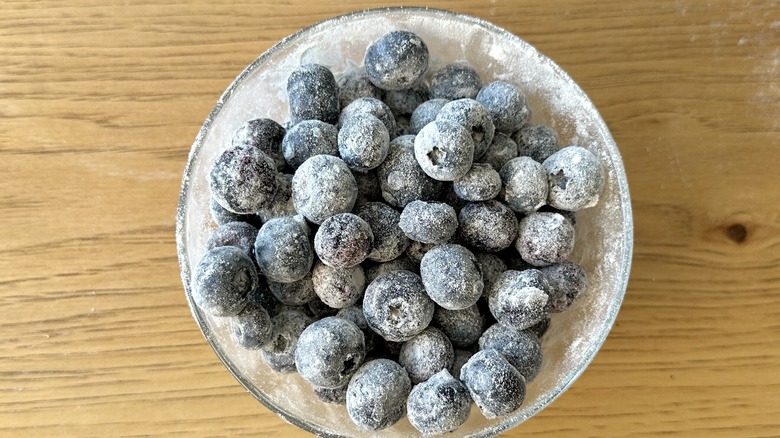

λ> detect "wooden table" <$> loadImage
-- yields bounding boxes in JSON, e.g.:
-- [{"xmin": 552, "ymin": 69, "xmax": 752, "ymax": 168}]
[{"xmin": 2, "ymin": 0, "xmax": 778, "ymax": 436}]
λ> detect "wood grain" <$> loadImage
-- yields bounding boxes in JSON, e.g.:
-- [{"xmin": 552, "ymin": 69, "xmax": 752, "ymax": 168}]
[{"xmin": 1, "ymin": 0, "xmax": 779, "ymax": 436}]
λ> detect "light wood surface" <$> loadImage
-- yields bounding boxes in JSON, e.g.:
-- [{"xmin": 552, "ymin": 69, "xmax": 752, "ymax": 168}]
[{"xmin": 2, "ymin": 0, "xmax": 779, "ymax": 436}]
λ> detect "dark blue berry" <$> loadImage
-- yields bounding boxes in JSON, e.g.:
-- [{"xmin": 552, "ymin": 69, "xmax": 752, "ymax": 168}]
[
  {"xmin": 231, "ymin": 118, "xmax": 286, "ymax": 170},
  {"xmin": 407, "ymin": 369, "xmax": 471, "ymax": 435},
  {"xmin": 287, "ymin": 63, "xmax": 339, "ymax": 125},
  {"xmin": 295, "ymin": 316, "xmax": 366, "ymax": 389},
  {"xmin": 346, "ymin": 359, "xmax": 411, "ymax": 430},
  {"xmin": 364, "ymin": 30, "xmax": 429, "ymax": 91},
  {"xmin": 192, "ymin": 246, "xmax": 256, "ymax": 317}
]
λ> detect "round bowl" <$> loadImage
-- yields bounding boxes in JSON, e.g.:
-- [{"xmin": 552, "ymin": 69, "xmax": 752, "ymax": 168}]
[{"xmin": 176, "ymin": 7, "xmax": 633, "ymax": 437}]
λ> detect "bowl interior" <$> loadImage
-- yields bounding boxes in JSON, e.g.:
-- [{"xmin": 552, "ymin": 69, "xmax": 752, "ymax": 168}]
[{"xmin": 177, "ymin": 7, "xmax": 632, "ymax": 437}]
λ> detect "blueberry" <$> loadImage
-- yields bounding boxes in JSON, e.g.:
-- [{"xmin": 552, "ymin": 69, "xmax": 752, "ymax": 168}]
[
  {"xmin": 436, "ymin": 98, "xmax": 495, "ymax": 160},
  {"xmin": 364, "ymin": 254, "xmax": 418, "ymax": 283},
  {"xmin": 363, "ymin": 270, "xmax": 434, "ymax": 342},
  {"xmin": 478, "ymin": 132, "xmax": 518, "ymax": 173},
  {"xmin": 292, "ymin": 155, "xmax": 357, "ymax": 224},
  {"xmin": 479, "ymin": 323, "xmax": 543, "ymax": 382},
  {"xmin": 383, "ymin": 80, "xmax": 429, "ymax": 117},
  {"xmin": 281, "ymin": 120, "xmax": 339, "ymax": 169},
  {"xmin": 473, "ymin": 252, "xmax": 507, "ymax": 299},
  {"xmin": 336, "ymin": 306, "xmax": 378, "ymax": 353},
  {"xmin": 475, "ymin": 81, "xmax": 530, "ymax": 134},
  {"xmin": 512, "ymin": 123, "xmax": 560, "ymax": 163},
  {"xmin": 516, "ymin": 212, "xmax": 575, "ymax": 267},
  {"xmin": 267, "ymin": 272, "xmax": 316, "ymax": 306},
  {"xmin": 311, "ymin": 259, "xmax": 366, "ymax": 309},
  {"xmin": 500, "ymin": 156, "xmax": 549, "ymax": 214},
  {"xmin": 206, "ymin": 221, "xmax": 258, "ymax": 259},
  {"xmin": 338, "ymin": 69, "xmax": 383, "ymax": 109},
  {"xmin": 254, "ymin": 216, "xmax": 313, "ymax": 283},
  {"xmin": 346, "ymin": 359, "xmax": 411, "ymax": 430},
  {"xmin": 377, "ymin": 135, "xmax": 443, "ymax": 208},
  {"xmin": 338, "ymin": 114, "xmax": 390, "ymax": 172},
  {"xmin": 414, "ymin": 119, "xmax": 475, "ymax": 181},
  {"xmin": 192, "ymin": 246, "xmax": 256, "ymax": 317},
  {"xmin": 314, "ymin": 213, "xmax": 374, "ymax": 269},
  {"xmin": 256, "ymin": 173, "xmax": 296, "ymax": 223},
  {"xmin": 453, "ymin": 162, "xmax": 502, "ymax": 202},
  {"xmin": 460, "ymin": 349, "xmax": 526, "ymax": 419},
  {"xmin": 407, "ymin": 369, "xmax": 471, "ymax": 435},
  {"xmin": 429, "ymin": 62, "xmax": 482, "ymax": 100},
  {"xmin": 356, "ymin": 202, "xmax": 410, "ymax": 263},
  {"xmin": 541, "ymin": 260, "xmax": 588, "ymax": 312},
  {"xmin": 458, "ymin": 200, "xmax": 519, "ymax": 252},
  {"xmin": 420, "ymin": 244, "xmax": 483, "ymax": 310},
  {"xmin": 229, "ymin": 302, "xmax": 272, "ymax": 350},
  {"xmin": 209, "ymin": 146, "xmax": 278, "ymax": 214},
  {"xmin": 399, "ymin": 327, "xmax": 454, "ymax": 384},
  {"xmin": 399, "ymin": 200, "xmax": 458, "ymax": 244},
  {"xmin": 295, "ymin": 316, "xmax": 366, "ymax": 389},
  {"xmin": 287, "ymin": 63, "xmax": 339, "ymax": 125},
  {"xmin": 488, "ymin": 269, "xmax": 552, "ymax": 330},
  {"xmin": 432, "ymin": 303, "xmax": 486, "ymax": 348},
  {"xmin": 261, "ymin": 309, "xmax": 313, "ymax": 373},
  {"xmin": 209, "ymin": 197, "xmax": 261, "ymax": 227},
  {"xmin": 231, "ymin": 118, "xmax": 286, "ymax": 170},
  {"xmin": 364, "ymin": 30, "xmax": 429, "ymax": 91},
  {"xmin": 338, "ymin": 97, "xmax": 397, "ymax": 138},
  {"xmin": 542, "ymin": 146, "xmax": 605, "ymax": 211},
  {"xmin": 408, "ymin": 98, "xmax": 449, "ymax": 135}
]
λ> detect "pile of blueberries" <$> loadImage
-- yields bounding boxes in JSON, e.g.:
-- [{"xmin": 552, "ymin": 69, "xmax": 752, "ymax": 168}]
[{"xmin": 192, "ymin": 29, "xmax": 605, "ymax": 435}]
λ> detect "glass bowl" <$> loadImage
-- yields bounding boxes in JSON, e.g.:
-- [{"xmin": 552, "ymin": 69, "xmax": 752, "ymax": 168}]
[{"xmin": 176, "ymin": 7, "xmax": 633, "ymax": 437}]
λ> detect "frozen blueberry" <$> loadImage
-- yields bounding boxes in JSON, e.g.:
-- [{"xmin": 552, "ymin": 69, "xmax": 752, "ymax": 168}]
[
  {"xmin": 314, "ymin": 213, "xmax": 374, "ymax": 269},
  {"xmin": 500, "ymin": 156, "xmax": 549, "ymax": 214},
  {"xmin": 414, "ymin": 119, "xmax": 475, "ymax": 181},
  {"xmin": 339, "ymin": 97, "xmax": 397, "ymax": 138},
  {"xmin": 528, "ymin": 316, "xmax": 551, "ymax": 338},
  {"xmin": 231, "ymin": 118, "xmax": 286, "ymax": 170},
  {"xmin": 256, "ymin": 173, "xmax": 296, "ymax": 223},
  {"xmin": 267, "ymin": 272, "xmax": 316, "ymax": 306},
  {"xmin": 473, "ymin": 252, "xmax": 507, "ymax": 299},
  {"xmin": 292, "ymin": 155, "xmax": 357, "ymax": 224},
  {"xmin": 281, "ymin": 120, "xmax": 339, "ymax": 169},
  {"xmin": 383, "ymin": 80, "xmax": 429, "ymax": 117},
  {"xmin": 377, "ymin": 135, "xmax": 443, "ymax": 207},
  {"xmin": 295, "ymin": 316, "xmax": 366, "ymax": 389},
  {"xmin": 346, "ymin": 359, "xmax": 411, "ymax": 430},
  {"xmin": 407, "ymin": 369, "xmax": 471, "ymax": 435},
  {"xmin": 475, "ymin": 81, "xmax": 530, "ymax": 134},
  {"xmin": 229, "ymin": 302, "xmax": 272, "ymax": 350},
  {"xmin": 313, "ymin": 384, "xmax": 348, "ymax": 405},
  {"xmin": 399, "ymin": 327, "xmax": 454, "ymax": 384},
  {"xmin": 449, "ymin": 349, "xmax": 474, "ymax": 377},
  {"xmin": 399, "ymin": 200, "xmax": 458, "ymax": 244},
  {"xmin": 261, "ymin": 309, "xmax": 313, "ymax": 373},
  {"xmin": 356, "ymin": 202, "xmax": 409, "ymax": 262},
  {"xmin": 405, "ymin": 240, "xmax": 438, "ymax": 265},
  {"xmin": 353, "ymin": 170, "xmax": 383, "ymax": 208},
  {"xmin": 429, "ymin": 62, "xmax": 482, "ymax": 100},
  {"xmin": 363, "ymin": 270, "xmax": 434, "ymax": 342},
  {"xmin": 408, "ymin": 98, "xmax": 449, "ymax": 135},
  {"xmin": 479, "ymin": 132, "xmax": 518, "ymax": 173},
  {"xmin": 479, "ymin": 323, "xmax": 543, "ymax": 381},
  {"xmin": 458, "ymin": 200, "xmax": 519, "ymax": 252},
  {"xmin": 433, "ymin": 303, "xmax": 485, "ymax": 348},
  {"xmin": 489, "ymin": 269, "xmax": 552, "ymax": 330},
  {"xmin": 338, "ymin": 114, "xmax": 390, "ymax": 172},
  {"xmin": 436, "ymin": 98, "xmax": 495, "ymax": 160},
  {"xmin": 337, "ymin": 306, "xmax": 378, "ymax": 353},
  {"xmin": 209, "ymin": 197, "xmax": 261, "ymax": 227},
  {"xmin": 210, "ymin": 146, "xmax": 278, "ymax": 214},
  {"xmin": 512, "ymin": 123, "xmax": 559, "ymax": 163},
  {"xmin": 420, "ymin": 244, "xmax": 483, "ymax": 310},
  {"xmin": 364, "ymin": 30, "xmax": 429, "ymax": 91},
  {"xmin": 364, "ymin": 254, "xmax": 418, "ymax": 283},
  {"xmin": 287, "ymin": 63, "xmax": 339, "ymax": 125},
  {"xmin": 460, "ymin": 349, "xmax": 526, "ymax": 419},
  {"xmin": 516, "ymin": 212, "xmax": 575, "ymax": 267},
  {"xmin": 192, "ymin": 246, "xmax": 256, "ymax": 316},
  {"xmin": 453, "ymin": 163, "xmax": 502, "ymax": 202},
  {"xmin": 541, "ymin": 260, "xmax": 588, "ymax": 312},
  {"xmin": 206, "ymin": 221, "xmax": 258, "ymax": 259},
  {"xmin": 542, "ymin": 146, "xmax": 606, "ymax": 211},
  {"xmin": 254, "ymin": 216, "xmax": 313, "ymax": 283},
  {"xmin": 311, "ymin": 260, "xmax": 366, "ymax": 309},
  {"xmin": 338, "ymin": 69, "xmax": 383, "ymax": 109}
]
